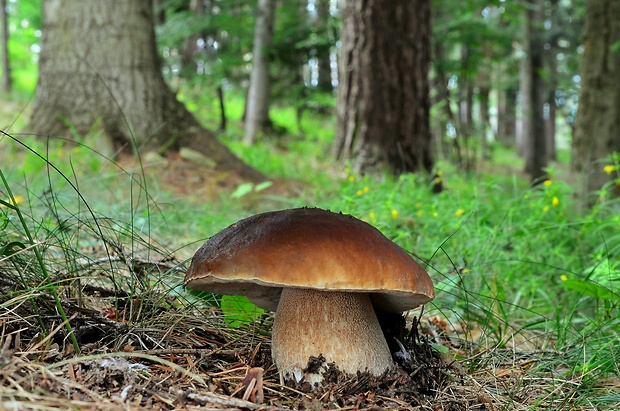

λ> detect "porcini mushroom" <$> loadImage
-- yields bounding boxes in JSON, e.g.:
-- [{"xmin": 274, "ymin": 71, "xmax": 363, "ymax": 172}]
[{"xmin": 184, "ymin": 207, "xmax": 434, "ymax": 386}]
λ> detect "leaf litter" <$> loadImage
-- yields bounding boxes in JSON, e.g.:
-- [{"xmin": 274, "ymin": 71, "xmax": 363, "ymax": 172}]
[{"xmin": 1, "ymin": 270, "xmax": 605, "ymax": 411}]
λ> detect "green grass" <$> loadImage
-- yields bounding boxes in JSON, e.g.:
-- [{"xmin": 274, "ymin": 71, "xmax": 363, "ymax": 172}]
[{"xmin": 1, "ymin": 91, "xmax": 619, "ymax": 409}]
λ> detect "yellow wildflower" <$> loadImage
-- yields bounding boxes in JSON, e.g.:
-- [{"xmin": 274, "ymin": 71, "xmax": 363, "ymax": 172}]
[
  {"xmin": 348, "ymin": 175, "xmax": 355, "ymax": 183},
  {"xmin": 2, "ymin": 195, "xmax": 24, "ymax": 207},
  {"xmin": 455, "ymin": 208, "xmax": 465, "ymax": 218},
  {"xmin": 552, "ymin": 196, "xmax": 559, "ymax": 207},
  {"xmin": 363, "ymin": 186, "xmax": 369, "ymax": 193},
  {"xmin": 356, "ymin": 190, "xmax": 363, "ymax": 196},
  {"xmin": 543, "ymin": 205, "xmax": 550, "ymax": 212},
  {"xmin": 603, "ymin": 164, "xmax": 616, "ymax": 175},
  {"xmin": 543, "ymin": 179, "xmax": 552, "ymax": 186},
  {"xmin": 369, "ymin": 212, "xmax": 376, "ymax": 220},
  {"xmin": 391, "ymin": 209, "xmax": 398, "ymax": 219},
  {"xmin": 560, "ymin": 274, "xmax": 568, "ymax": 281}
]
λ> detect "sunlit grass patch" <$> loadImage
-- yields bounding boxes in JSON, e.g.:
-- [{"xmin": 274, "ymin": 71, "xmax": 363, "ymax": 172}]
[{"xmin": 317, "ymin": 155, "xmax": 619, "ymax": 407}]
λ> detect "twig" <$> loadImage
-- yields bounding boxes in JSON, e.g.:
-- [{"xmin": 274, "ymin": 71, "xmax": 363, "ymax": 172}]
[{"xmin": 180, "ymin": 390, "xmax": 286, "ymax": 411}]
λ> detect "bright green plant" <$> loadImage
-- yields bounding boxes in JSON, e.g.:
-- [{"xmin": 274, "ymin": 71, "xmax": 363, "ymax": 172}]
[{"xmin": 220, "ymin": 295, "xmax": 266, "ymax": 328}]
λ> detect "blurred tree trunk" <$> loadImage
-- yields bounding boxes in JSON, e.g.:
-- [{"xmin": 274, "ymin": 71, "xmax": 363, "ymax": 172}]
[
  {"xmin": 27, "ymin": 0, "xmax": 263, "ymax": 181},
  {"xmin": 334, "ymin": 0, "xmax": 432, "ymax": 175},
  {"xmin": 517, "ymin": 44, "xmax": 527, "ymax": 157},
  {"xmin": 572, "ymin": 0, "xmax": 620, "ymax": 204},
  {"xmin": 521, "ymin": 0, "xmax": 547, "ymax": 182},
  {"xmin": 431, "ymin": 42, "xmax": 457, "ymax": 164},
  {"xmin": 316, "ymin": 0, "xmax": 333, "ymax": 92},
  {"xmin": 243, "ymin": 0, "xmax": 276, "ymax": 145},
  {"xmin": 497, "ymin": 87, "xmax": 517, "ymax": 148},
  {"xmin": 544, "ymin": 0, "xmax": 560, "ymax": 163},
  {"xmin": 457, "ymin": 46, "xmax": 474, "ymax": 170},
  {"xmin": 458, "ymin": 47, "xmax": 474, "ymax": 138},
  {"xmin": 1, "ymin": 0, "xmax": 10, "ymax": 93},
  {"xmin": 180, "ymin": 0, "xmax": 205, "ymax": 75},
  {"xmin": 431, "ymin": 4, "xmax": 463, "ymax": 167},
  {"xmin": 544, "ymin": 70, "xmax": 558, "ymax": 162},
  {"xmin": 478, "ymin": 85, "xmax": 490, "ymax": 161},
  {"xmin": 495, "ymin": 18, "xmax": 517, "ymax": 150},
  {"xmin": 477, "ymin": 51, "xmax": 493, "ymax": 162},
  {"xmin": 152, "ymin": 0, "xmax": 166, "ymax": 26}
]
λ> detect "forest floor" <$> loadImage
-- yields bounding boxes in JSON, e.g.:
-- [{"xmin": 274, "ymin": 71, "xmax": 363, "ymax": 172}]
[
  {"xmin": 2, "ymin": 99, "xmax": 618, "ymax": 410},
  {"xmin": 0, "ymin": 291, "xmax": 497, "ymax": 411},
  {"xmin": 2, "ymin": 153, "xmax": 611, "ymax": 411},
  {"xmin": 0, "ymin": 272, "xmax": 568, "ymax": 411}
]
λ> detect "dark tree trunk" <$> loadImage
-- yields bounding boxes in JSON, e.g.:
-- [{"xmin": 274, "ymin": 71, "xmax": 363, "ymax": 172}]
[
  {"xmin": 522, "ymin": 1, "xmax": 547, "ymax": 182},
  {"xmin": 572, "ymin": 0, "xmax": 620, "ymax": 204},
  {"xmin": 0, "ymin": 0, "xmax": 10, "ymax": 93},
  {"xmin": 544, "ymin": 89, "xmax": 557, "ymax": 162},
  {"xmin": 544, "ymin": 0, "xmax": 559, "ymax": 163},
  {"xmin": 316, "ymin": 0, "xmax": 333, "ymax": 92},
  {"xmin": 217, "ymin": 85, "xmax": 226, "ymax": 132},
  {"xmin": 477, "ymin": 45, "xmax": 494, "ymax": 162},
  {"xmin": 478, "ymin": 86, "xmax": 490, "ymax": 160},
  {"xmin": 495, "ymin": 16, "xmax": 518, "ymax": 149},
  {"xmin": 334, "ymin": 0, "xmax": 432, "ymax": 175},
  {"xmin": 456, "ymin": 46, "xmax": 475, "ymax": 170},
  {"xmin": 152, "ymin": 0, "xmax": 166, "ymax": 25},
  {"xmin": 26, "ymin": 0, "xmax": 262, "ymax": 181},
  {"xmin": 497, "ymin": 87, "xmax": 517, "ymax": 148},
  {"xmin": 458, "ymin": 46, "xmax": 474, "ymax": 135}
]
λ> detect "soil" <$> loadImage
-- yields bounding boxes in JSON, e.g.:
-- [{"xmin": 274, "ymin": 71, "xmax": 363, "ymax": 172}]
[{"xmin": 114, "ymin": 151, "xmax": 307, "ymax": 204}]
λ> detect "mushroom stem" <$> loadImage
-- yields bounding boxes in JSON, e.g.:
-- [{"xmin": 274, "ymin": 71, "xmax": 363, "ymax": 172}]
[{"xmin": 271, "ymin": 288, "xmax": 393, "ymax": 385}]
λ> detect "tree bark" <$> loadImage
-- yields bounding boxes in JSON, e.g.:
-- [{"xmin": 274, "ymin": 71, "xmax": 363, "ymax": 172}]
[
  {"xmin": 497, "ymin": 87, "xmax": 517, "ymax": 148},
  {"xmin": 243, "ymin": 0, "xmax": 276, "ymax": 145},
  {"xmin": 334, "ymin": 0, "xmax": 432, "ymax": 175},
  {"xmin": 476, "ymin": 48, "xmax": 493, "ymax": 163},
  {"xmin": 0, "ymin": 0, "xmax": 10, "ymax": 93},
  {"xmin": 521, "ymin": 1, "xmax": 547, "ymax": 182},
  {"xmin": 26, "ymin": 0, "xmax": 262, "ymax": 181},
  {"xmin": 572, "ymin": 0, "xmax": 620, "ymax": 204},
  {"xmin": 316, "ymin": 0, "xmax": 333, "ymax": 93},
  {"xmin": 544, "ymin": 0, "xmax": 560, "ymax": 163},
  {"xmin": 544, "ymin": 90, "xmax": 557, "ymax": 162},
  {"xmin": 458, "ymin": 47, "xmax": 474, "ymax": 141}
]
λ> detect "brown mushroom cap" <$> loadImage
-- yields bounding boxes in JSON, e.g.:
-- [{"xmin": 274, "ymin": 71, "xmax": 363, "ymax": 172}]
[{"xmin": 184, "ymin": 207, "xmax": 434, "ymax": 312}]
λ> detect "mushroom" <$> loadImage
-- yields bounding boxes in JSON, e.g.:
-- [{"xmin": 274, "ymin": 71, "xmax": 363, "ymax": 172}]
[{"xmin": 184, "ymin": 207, "xmax": 434, "ymax": 386}]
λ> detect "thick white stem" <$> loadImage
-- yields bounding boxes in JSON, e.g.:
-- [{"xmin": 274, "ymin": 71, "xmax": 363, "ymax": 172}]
[{"xmin": 271, "ymin": 289, "xmax": 393, "ymax": 385}]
